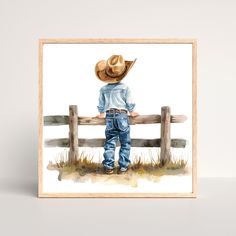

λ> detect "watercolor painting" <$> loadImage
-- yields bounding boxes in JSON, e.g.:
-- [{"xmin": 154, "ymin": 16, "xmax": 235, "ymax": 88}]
[{"xmin": 38, "ymin": 39, "xmax": 197, "ymax": 197}]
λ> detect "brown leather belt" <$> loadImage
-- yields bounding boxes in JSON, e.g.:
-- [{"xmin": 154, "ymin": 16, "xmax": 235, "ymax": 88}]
[{"xmin": 106, "ymin": 108, "xmax": 127, "ymax": 114}]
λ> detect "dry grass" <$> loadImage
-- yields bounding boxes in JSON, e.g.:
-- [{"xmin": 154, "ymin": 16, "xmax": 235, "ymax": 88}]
[
  {"xmin": 48, "ymin": 149, "xmax": 188, "ymax": 177},
  {"xmin": 130, "ymin": 150, "xmax": 187, "ymax": 176}
]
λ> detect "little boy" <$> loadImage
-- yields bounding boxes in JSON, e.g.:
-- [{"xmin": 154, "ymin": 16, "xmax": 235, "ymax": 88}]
[{"xmin": 95, "ymin": 55, "xmax": 138, "ymax": 174}]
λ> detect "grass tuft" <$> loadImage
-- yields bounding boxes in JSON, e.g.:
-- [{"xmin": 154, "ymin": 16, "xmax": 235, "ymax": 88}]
[{"xmin": 48, "ymin": 149, "xmax": 188, "ymax": 177}]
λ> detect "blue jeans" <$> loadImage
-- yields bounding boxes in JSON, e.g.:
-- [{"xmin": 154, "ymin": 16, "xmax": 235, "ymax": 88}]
[{"xmin": 103, "ymin": 112, "xmax": 131, "ymax": 171}]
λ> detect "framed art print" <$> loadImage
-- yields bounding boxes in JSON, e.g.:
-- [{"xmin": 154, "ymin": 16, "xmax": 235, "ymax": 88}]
[{"xmin": 38, "ymin": 39, "xmax": 197, "ymax": 197}]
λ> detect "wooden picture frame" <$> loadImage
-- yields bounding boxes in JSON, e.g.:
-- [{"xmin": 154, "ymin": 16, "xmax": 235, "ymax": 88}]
[{"xmin": 38, "ymin": 38, "xmax": 197, "ymax": 197}]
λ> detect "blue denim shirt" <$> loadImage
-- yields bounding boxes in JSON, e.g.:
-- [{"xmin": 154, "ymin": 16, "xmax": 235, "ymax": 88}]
[{"xmin": 97, "ymin": 82, "xmax": 135, "ymax": 113}]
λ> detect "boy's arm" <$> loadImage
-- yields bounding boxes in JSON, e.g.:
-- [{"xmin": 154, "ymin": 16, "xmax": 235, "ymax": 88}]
[
  {"xmin": 129, "ymin": 111, "xmax": 139, "ymax": 117},
  {"xmin": 126, "ymin": 87, "xmax": 139, "ymax": 117},
  {"xmin": 96, "ymin": 112, "xmax": 105, "ymax": 118},
  {"xmin": 96, "ymin": 90, "xmax": 106, "ymax": 118}
]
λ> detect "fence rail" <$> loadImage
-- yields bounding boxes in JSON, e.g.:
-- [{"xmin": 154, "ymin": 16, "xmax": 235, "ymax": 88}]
[
  {"xmin": 44, "ymin": 114, "xmax": 187, "ymax": 126},
  {"xmin": 44, "ymin": 105, "xmax": 188, "ymax": 166},
  {"xmin": 45, "ymin": 138, "xmax": 187, "ymax": 148}
]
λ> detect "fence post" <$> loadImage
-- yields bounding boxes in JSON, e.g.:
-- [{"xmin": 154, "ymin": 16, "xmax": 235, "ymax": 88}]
[
  {"xmin": 160, "ymin": 106, "xmax": 171, "ymax": 166},
  {"xmin": 68, "ymin": 105, "xmax": 78, "ymax": 165}
]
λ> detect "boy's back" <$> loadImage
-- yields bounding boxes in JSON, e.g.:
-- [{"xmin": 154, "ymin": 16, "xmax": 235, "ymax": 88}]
[{"xmin": 98, "ymin": 82, "xmax": 135, "ymax": 113}]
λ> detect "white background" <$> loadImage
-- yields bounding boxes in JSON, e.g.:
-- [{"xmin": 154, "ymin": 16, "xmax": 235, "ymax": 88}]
[
  {"xmin": 43, "ymin": 43, "xmax": 192, "ymax": 117},
  {"xmin": 42, "ymin": 43, "xmax": 193, "ymax": 193}
]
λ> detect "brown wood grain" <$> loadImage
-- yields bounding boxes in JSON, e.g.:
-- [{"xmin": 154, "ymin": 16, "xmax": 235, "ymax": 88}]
[
  {"xmin": 43, "ymin": 114, "xmax": 187, "ymax": 126},
  {"xmin": 44, "ymin": 138, "xmax": 187, "ymax": 148},
  {"xmin": 160, "ymin": 106, "xmax": 171, "ymax": 166},
  {"xmin": 68, "ymin": 105, "xmax": 78, "ymax": 164},
  {"xmin": 192, "ymin": 39, "xmax": 197, "ymax": 196}
]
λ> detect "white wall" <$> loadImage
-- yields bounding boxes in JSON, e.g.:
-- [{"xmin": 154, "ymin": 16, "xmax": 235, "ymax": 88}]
[{"xmin": 0, "ymin": 0, "xmax": 236, "ymax": 179}]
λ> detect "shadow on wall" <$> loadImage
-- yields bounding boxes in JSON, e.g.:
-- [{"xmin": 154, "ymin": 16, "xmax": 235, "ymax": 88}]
[{"xmin": 0, "ymin": 179, "xmax": 37, "ymax": 197}]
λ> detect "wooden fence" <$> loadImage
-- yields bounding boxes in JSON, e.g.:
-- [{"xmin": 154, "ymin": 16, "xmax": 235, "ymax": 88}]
[{"xmin": 44, "ymin": 105, "xmax": 187, "ymax": 166}]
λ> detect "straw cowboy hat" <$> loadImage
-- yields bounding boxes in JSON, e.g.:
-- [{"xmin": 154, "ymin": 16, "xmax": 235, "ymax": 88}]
[{"xmin": 95, "ymin": 55, "xmax": 136, "ymax": 83}]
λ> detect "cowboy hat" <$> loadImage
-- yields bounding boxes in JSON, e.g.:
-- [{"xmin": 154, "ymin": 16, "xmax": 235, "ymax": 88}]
[{"xmin": 95, "ymin": 55, "xmax": 136, "ymax": 83}]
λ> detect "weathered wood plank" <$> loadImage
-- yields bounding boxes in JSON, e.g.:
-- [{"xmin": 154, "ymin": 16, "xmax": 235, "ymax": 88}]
[
  {"xmin": 44, "ymin": 114, "xmax": 187, "ymax": 126},
  {"xmin": 160, "ymin": 106, "xmax": 171, "ymax": 166},
  {"xmin": 68, "ymin": 105, "xmax": 78, "ymax": 164},
  {"xmin": 129, "ymin": 115, "xmax": 161, "ymax": 124},
  {"xmin": 44, "ymin": 138, "xmax": 186, "ymax": 148},
  {"xmin": 171, "ymin": 115, "xmax": 187, "ymax": 123},
  {"xmin": 77, "ymin": 117, "xmax": 105, "ymax": 125},
  {"xmin": 44, "ymin": 116, "xmax": 69, "ymax": 126}
]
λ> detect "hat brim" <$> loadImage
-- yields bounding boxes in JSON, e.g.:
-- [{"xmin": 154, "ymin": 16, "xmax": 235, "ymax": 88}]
[{"xmin": 95, "ymin": 59, "xmax": 136, "ymax": 83}]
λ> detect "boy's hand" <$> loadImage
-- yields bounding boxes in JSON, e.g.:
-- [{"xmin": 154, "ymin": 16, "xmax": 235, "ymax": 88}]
[
  {"xmin": 96, "ymin": 113, "xmax": 105, "ymax": 119},
  {"xmin": 129, "ymin": 111, "xmax": 139, "ymax": 117}
]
